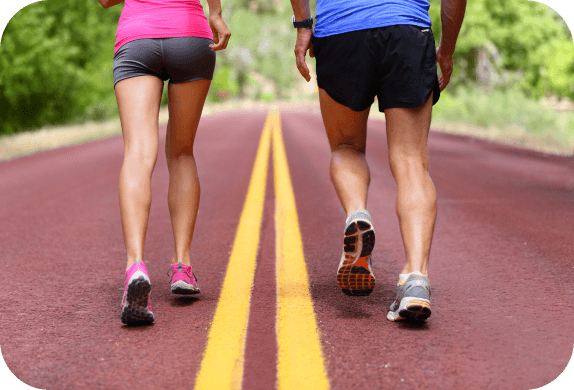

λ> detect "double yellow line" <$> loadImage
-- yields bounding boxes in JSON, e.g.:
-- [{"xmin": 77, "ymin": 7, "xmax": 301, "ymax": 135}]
[{"xmin": 194, "ymin": 111, "xmax": 329, "ymax": 390}]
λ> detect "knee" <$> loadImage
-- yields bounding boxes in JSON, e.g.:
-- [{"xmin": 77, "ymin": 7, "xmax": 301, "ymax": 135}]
[
  {"xmin": 388, "ymin": 151, "xmax": 429, "ymax": 180},
  {"xmin": 124, "ymin": 146, "xmax": 157, "ymax": 171},
  {"xmin": 166, "ymin": 145, "xmax": 194, "ymax": 162}
]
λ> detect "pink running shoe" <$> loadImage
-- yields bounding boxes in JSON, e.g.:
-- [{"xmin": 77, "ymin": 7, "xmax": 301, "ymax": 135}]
[
  {"xmin": 121, "ymin": 259, "xmax": 154, "ymax": 325},
  {"xmin": 169, "ymin": 262, "xmax": 200, "ymax": 295}
]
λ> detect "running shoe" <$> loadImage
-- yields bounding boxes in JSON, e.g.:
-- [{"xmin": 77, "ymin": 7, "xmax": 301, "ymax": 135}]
[
  {"xmin": 387, "ymin": 272, "xmax": 431, "ymax": 321},
  {"xmin": 121, "ymin": 259, "xmax": 154, "ymax": 325},
  {"xmin": 169, "ymin": 262, "xmax": 200, "ymax": 295},
  {"xmin": 337, "ymin": 209, "xmax": 376, "ymax": 296}
]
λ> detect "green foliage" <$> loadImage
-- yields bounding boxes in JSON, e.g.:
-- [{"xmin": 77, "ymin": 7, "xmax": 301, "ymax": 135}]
[
  {"xmin": 0, "ymin": 0, "xmax": 572, "ymax": 135},
  {"xmin": 206, "ymin": 0, "xmax": 296, "ymax": 100},
  {"xmin": 0, "ymin": 0, "xmax": 120, "ymax": 134},
  {"xmin": 209, "ymin": 65, "xmax": 240, "ymax": 102},
  {"xmin": 428, "ymin": 0, "xmax": 574, "ymax": 98}
]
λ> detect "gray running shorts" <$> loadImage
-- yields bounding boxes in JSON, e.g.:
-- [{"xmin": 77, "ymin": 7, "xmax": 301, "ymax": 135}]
[{"xmin": 113, "ymin": 37, "xmax": 216, "ymax": 87}]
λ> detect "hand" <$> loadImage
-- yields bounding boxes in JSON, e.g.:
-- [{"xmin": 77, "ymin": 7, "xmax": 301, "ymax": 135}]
[
  {"xmin": 294, "ymin": 28, "xmax": 314, "ymax": 82},
  {"xmin": 209, "ymin": 14, "xmax": 231, "ymax": 51},
  {"xmin": 436, "ymin": 45, "xmax": 454, "ymax": 91}
]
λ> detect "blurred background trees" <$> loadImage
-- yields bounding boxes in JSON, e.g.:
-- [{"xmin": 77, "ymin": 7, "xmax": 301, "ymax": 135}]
[{"xmin": 0, "ymin": 0, "xmax": 572, "ymax": 135}]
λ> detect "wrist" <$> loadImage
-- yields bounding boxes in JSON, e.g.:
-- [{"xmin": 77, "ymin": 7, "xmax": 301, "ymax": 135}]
[
  {"xmin": 209, "ymin": 11, "xmax": 222, "ymax": 18},
  {"xmin": 292, "ymin": 15, "xmax": 313, "ymax": 29}
]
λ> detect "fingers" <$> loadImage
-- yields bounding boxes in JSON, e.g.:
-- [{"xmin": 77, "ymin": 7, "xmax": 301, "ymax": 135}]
[
  {"xmin": 209, "ymin": 18, "xmax": 231, "ymax": 51},
  {"xmin": 294, "ymin": 30, "xmax": 313, "ymax": 82},
  {"xmin": 210, "ymin": 30, "xmax": 230, "ymax": 51},
  {"xmin": 309, "ymin": 42, "xmax": 315, "ymax": 58},
  {"xmin": 295, "ymin": 50, "xmax": 311, "ymax": 82},
  {"xmin": 436, "ymin": 48, "xmax": 453, "ymax": 91}
]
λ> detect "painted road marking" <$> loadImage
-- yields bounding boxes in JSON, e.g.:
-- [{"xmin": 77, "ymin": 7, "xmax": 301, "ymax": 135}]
[
  {"xmin": 194, "ymin": 115, "xmax": 272, "ymax": 390},
  {"xmin": 195, "ymin": 111, "xmax": 329, "ymax": 389},
  {"xmin": 271, "ymin": 111, "xmax": 330, "ymax": 390}
]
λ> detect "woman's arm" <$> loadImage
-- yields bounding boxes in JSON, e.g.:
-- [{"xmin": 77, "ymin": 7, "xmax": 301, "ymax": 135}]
[
  {"xmin": 98, "ymin": 0, "xmax": 124, "ymax": 9},
  {"xmin": 206, "ymin": 0, "xmax": 231, "ymax": 51}
]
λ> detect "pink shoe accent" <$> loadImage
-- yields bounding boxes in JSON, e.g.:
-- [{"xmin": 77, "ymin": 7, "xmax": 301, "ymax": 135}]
[
  {"xmin": 170, "ymin": 262, "xmax": 200, "ymax": 295},
  {"xmin": 121, "ymin": 259, "xmax": 154, "ymax": 324}
]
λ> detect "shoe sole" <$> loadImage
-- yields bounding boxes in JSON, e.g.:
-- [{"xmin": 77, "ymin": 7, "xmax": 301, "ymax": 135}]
[
  {"xmin": 121, "ymin": 275, "xmax": 154, "ymax": 325},
  {"xmin": 171, "ymin": 280, "xmax": 200, "ymax": 295},
  {"xmin": 337, "ymin": 220, "xmax": 375, "ymax": 296},
  {"xmin": 387, "ymin": 298, "xmax": 431, "ymax": 322}
]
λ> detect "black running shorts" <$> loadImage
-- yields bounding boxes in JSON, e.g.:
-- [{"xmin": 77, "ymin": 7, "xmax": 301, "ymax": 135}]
[
  {"xmin": 113, "ymin": 37, "xmax": 216, "ymax": 87},
  {"xmin": 312, "ymin": 25, "xmax": 440, "ymax": 112}
]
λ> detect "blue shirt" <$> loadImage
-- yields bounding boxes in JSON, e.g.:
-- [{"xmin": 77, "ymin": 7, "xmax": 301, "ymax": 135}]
[{"xmin": 314, "ymin": 0, "xmax": 433, "ymax": 38}]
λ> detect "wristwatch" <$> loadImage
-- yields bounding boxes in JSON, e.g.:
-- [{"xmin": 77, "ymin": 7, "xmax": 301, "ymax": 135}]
[{"xmin": 292, "ymin": 16, "xmax": 313, "ymax": 29}]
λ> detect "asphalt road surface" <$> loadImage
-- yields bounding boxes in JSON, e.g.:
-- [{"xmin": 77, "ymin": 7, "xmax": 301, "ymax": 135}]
[{"xmin": 0, "ymin": 110, "xmax": 573, "ymax": 390}]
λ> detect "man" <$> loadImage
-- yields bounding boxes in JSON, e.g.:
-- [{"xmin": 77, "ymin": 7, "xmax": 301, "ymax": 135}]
[{"xmin": 289, "ymin": 0, "xmax": 466, "ymax": 321}]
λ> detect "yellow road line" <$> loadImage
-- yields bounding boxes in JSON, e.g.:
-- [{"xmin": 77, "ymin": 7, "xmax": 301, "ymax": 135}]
[
  {"xmin": 194, "ymin": 115, "xmax": 272, "ymax": 390},
  {"xmin": 271, "ymin": 111, "xmax": 330, "ymax": 390}
]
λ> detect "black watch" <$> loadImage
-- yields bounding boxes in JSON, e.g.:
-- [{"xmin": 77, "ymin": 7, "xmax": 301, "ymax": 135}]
[{"xmin": 292, "ymin": 16, "xmax": 313, "ymax": 29}]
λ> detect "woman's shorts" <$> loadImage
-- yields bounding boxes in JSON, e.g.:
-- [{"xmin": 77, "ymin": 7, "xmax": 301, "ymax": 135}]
[
  {"xmin": 312, "ymin": 25, "xmax": 440, "ymax": 112},
  {"xmin": 113, "ymin": 37, "xmax": 216, "ymax": 87}
]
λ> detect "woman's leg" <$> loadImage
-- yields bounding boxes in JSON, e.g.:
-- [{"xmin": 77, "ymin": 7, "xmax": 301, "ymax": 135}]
[
  {"xmin": 164, "ymin": 79, "xmax": 211, "ymax": 266},
  {"xmin": 115, "ymin": 76, "xmax": 164, "ymax": 271}
]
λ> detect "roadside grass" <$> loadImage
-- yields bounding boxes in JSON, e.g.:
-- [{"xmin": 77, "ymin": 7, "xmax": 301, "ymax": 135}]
[
  {"xmin": 1, "ymin": 89, "xmax": 572, "ymax": 162},
  {"xmin": 431, "ymin": 87, "xmax": 574, "ymax": 155}
]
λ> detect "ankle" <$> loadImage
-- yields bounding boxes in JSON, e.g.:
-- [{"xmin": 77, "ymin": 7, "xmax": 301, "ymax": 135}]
[{"xmin": 126, "ymin": 257, "xmax": 143, "ymax": 271}]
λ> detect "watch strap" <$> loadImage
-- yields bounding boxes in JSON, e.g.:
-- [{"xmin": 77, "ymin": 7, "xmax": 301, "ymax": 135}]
[{"xmin": 292, "ymin": 16, "xmax": 313, "ymax": 29}]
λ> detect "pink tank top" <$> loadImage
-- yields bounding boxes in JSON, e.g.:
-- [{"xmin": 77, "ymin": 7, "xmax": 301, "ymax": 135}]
[{"xmin": 115, "ymin": 0, "xmax": 213, "ymax": 53}]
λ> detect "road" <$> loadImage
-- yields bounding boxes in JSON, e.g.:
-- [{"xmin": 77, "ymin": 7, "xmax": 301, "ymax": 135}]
[{"xmin": 0, "ymin": 110, "xmax": 573, "ymax": 389}]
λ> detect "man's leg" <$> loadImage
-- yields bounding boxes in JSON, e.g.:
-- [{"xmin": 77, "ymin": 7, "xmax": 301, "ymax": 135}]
[
  {"xmin": 385, "ymin": 93, "xmax": 435, "ymax": 321},
  {"xmin": 319, "ymin": 89, "xmax": 370, "ymax": 215},
  {"xmin": 319, "ymin": 89, "xmax": 376, "ymax": 296},
  {"xmin": 385, "ymin": 94, "xmax": 436, "ymax": 275}
]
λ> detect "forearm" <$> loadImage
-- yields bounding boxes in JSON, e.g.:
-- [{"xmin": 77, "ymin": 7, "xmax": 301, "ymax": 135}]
[
  {"xmin": 440, "ymin": 0, "xmax": 467, "ymax": 56},
  {"xmin": 206, "ymin": 0, "xmax": 222, "ymax": 17},
  {"xmin": 290, "ymin": 0, "xmax": 311, "ymax": 21},
  {"xmin": 98, "ymin": 0, "xmax": 124, "ymax": 9}
]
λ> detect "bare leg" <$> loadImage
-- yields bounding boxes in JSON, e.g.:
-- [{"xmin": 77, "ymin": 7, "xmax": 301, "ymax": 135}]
[
  {"xmin": 318, "ymin": 89, "xmax": 371, "ymax": 216},
  {"xmin": 115, "ymin": 76, "xmax": 164, "ymax": 271},
  {"xmin": 385, "ymin": 94, "xmax": 436, "ymax": 275},
  {"xmin": 165, "ymin": 79, "xmax": 211, "ymax": 266}
]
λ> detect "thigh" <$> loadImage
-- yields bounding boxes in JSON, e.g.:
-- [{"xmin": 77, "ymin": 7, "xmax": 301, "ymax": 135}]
[
  {"xmin": 165, "ymin": 79, "xmax": 211, "ymax": 157},
  {"xmin": 115, "ymin": 75, "xmax": 164, "ymax": 157},
  {"xmin": 319, "ymin": 88, "xmax": 370, "ymax": 153},
  {"xmin": 384, "ymin": 92, "xmax": 433, "ymax": 171}
]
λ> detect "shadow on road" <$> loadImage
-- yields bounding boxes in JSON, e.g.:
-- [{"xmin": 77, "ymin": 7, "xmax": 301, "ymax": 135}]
[{"xmin": 169, "ymin": 296, "xmax": 200, "ymax": 307}]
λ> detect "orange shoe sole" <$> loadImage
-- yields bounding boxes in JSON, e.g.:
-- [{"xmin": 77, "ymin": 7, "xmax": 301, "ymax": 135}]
[{"xmin": 337, "ymin": 220, "xmax": 375, "ymax": 296}]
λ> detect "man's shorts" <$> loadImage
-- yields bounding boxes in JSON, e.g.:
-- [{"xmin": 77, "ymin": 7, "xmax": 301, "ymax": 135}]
[
  {"xmin": 312, "ymin": 25, "xmax": 440, "ymax": 112},
  {"xmin": 113, "ymin": 37, "xmax": 216, "ymax": 87}
]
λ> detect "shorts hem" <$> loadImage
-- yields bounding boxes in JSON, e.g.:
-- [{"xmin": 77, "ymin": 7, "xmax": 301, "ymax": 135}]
[
  {"xmin": 318, "ymin": 83, "xmax": 373, "ymax": 112},
  {"xmin": 114, "ymin": 73, "xmax": 162, "ymax": 88},
  {"xmin": 377, "ymin": 79, "xmax": 440, "ymax": 112},
  {"xmin": 169, "ymin": 75, "xmax": 213, "ymax": 84}
]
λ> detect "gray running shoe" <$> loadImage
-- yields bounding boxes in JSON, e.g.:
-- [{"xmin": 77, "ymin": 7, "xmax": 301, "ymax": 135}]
[
  {"xmin": 337, "ymin": 210, "xmax": 376, "ymax": 296},
  {"xmin": 387, "ymin": 273, "xmax": 431, "ymax": 321}
]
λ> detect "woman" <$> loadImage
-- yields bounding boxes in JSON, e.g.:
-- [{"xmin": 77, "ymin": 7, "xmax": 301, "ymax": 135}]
[{"xmin": 98, "ymin": 0, "xmax": 230, "ymax": 325}]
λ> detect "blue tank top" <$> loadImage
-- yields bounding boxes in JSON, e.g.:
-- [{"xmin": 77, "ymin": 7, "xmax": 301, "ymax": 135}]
[{"xmin": 314, "ymin": 0, "xmax": 432, "ymax": 38}]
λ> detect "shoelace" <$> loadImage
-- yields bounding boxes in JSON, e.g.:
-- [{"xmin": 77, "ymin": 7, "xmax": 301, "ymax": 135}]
[{"xmin": 166, "ymin": 265, "xmax": 198, "ymax": 281}]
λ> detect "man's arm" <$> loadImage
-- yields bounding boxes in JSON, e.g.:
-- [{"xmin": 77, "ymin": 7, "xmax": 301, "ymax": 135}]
[
  {"xmin": 98, "ymin": 0, "xmax": 124, "ymax": 9},
  {"xmin": 436, "ymin": 0, "xmax": 467, "ymax": 91},
  {"xmin": 290, "ymin": 0, "xmax": 314, "ymax": 82}
]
